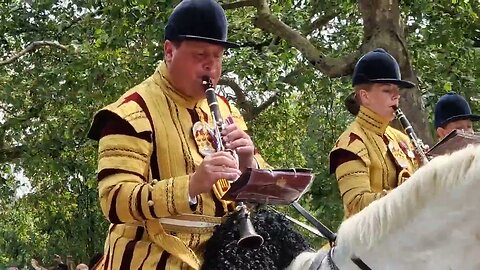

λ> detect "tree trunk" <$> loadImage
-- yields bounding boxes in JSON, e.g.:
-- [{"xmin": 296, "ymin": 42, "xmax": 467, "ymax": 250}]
[
  {"xmin": 359, "ymin": 0, "xmax": 434, "ymax": 145},
  {"xmin": 245, "ymin": 0, "xmax": 434, "ymax": 145}
]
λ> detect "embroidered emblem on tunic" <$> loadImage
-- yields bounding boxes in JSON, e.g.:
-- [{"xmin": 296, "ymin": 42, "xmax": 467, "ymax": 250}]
[
  {"xmin": 192, "ymin": 121, "xmax": 217, "ymax": 156},
  {"xmin": 388, "ymin": 141, "xmax": 409, "ymax": 168},
  {"xmin": 399, "ymin": 141, "xmax": 415, "ymax": 159}
]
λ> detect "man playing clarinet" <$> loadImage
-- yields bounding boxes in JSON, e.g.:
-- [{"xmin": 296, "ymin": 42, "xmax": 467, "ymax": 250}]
[{"xmin": 87, "ymin": 0, "xmax": 266, "ymax": 269}]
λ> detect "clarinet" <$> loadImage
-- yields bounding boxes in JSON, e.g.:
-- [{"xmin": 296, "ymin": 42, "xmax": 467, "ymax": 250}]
[
  {"xmin": 202, "ymin": 76, "xmax": 264, "ymax": 249},
  {"xmin": 393, "ymin": 106, "xmax": 429, "ymax": 165}
]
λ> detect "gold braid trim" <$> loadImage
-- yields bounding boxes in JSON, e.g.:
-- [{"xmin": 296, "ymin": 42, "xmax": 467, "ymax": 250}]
[
  {"xmin": 144, "ymin": 220, "xmax": 201, "ymax": 270},
  {"xmin": 212, "ymin": 180, "xmax": 231, "ymax": 210},
  {"xmin": 397, "ymin": 168, "xmax": 412, "ymax": 185}
]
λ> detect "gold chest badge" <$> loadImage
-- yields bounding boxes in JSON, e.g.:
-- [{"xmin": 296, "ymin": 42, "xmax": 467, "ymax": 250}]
[
  {"xmin": 192, "ymin": 121, "xmax": 218, "ymax": 157},
  {"xmin": 399, "ymin": 141, "xmax": 415, "ymax": 159},
  {"xmin": 388, "ymin": 141, "xmax": 409, "ymax": 168}
]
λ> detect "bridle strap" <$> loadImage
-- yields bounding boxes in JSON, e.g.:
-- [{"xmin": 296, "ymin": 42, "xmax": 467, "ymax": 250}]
[
  {"xmin": 308, "ymin": 250, "xmax": 328, "ymax": 270},
  {"xmin": 327, "ymin": 248, "xmax": 340, "ymax": 270},
  {"xmin": 351, "ymin": 257, "xmax": 373, "ymax": 270},
  {"xmin": 326, "ymin": 248, "xmax": 373, "ymax": 270}
]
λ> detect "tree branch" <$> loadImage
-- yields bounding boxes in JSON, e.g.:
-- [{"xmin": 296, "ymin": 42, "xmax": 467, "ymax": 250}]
[
  {"xmin": 250, "ymin": 65, "xmax": 306, "ymax": 119},
  {"xmin": 54, "ymin": 8, "xmax": 104, "ymax": 38},
  {"xmin": 218, "ymin": 78, "xmax": 248, "ymax": 103},
  {"xmin": 222, "ymin": 0, "xmax": 256, "ymax": 10},
  {"xmin": 219, "ymin": 77, "xmax": 280, "ymax": 120},
  {"xmin": 219, "ymin": 78, "xmax": 255, "ymax": 118},
  {"xmin": 240, "ymin": 38, "xmax": 274, "ymax": 51},
  {"xmin": 0, "ymin": 146, "xmax": 26, "ymax": 163},
  {"xmin": 0, "ymin": 41, "xmax": 68, "ymax": 66},
  {"xmin": 253, "ymin": 0, "xmax": 361, "ymax": 77},
  {"xmin": 305, "ymin": 10, "xmax": 339, "ymax": 35},
  {"xmin": 282, "ymin": 66, "xmax": 306, "ymax": 85},
  {"xmin": 220, "ymin": 64, "xmax": 307, "ymax": 120},
  {"xmin": 251, "ymin": 93, "xmax": 278, "ymax": 119}
]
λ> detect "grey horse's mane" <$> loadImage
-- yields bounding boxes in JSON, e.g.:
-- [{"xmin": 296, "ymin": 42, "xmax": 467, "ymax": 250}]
[
  {"xmin": 335, "ymin": 144, "xmax": 480, "ymax": 263},
  {"xmin": 288, "ymin": 144, "xmax": 480, "ymax": 270}
]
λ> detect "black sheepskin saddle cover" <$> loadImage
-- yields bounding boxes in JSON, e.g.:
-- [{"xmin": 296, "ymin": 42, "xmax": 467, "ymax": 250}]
[{"xmin": 201, "ymin": 208, "xmax": 312, "ymax": 270}]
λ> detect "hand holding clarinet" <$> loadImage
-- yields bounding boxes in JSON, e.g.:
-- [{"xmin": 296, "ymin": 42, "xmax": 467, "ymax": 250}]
[
  {"xmin": 188, "ymin": 76, "xmax": 256, "ymax": 198},
  {"xmin": 393, "ymin": 105, "xmax": 430, "ymax": 165}
]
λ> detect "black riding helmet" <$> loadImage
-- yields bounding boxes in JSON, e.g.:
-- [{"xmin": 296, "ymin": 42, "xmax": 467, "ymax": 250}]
[
  {"xmin": 164, "ymin": 0, "xmax": 239, "ymax": 48},
  {"xmin": 352, "ymin": 48, "xmax": 415, "ymax": 88},
  {"xmin": 434, "ymin": 92, "xmax": 480, "ymax": 129},
  {"xmin": 346, "ymin": 48, "xmax": 416, "ymax": 115}
]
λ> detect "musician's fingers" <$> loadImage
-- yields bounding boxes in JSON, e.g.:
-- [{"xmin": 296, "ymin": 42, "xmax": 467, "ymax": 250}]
[
  {"xmin": 203, "ymin": 164, "xmax": 241, "ymax": 181},
  {"xmin": 424, "ymin": 144, "xmax": 430, "ymax": 151},
  {"xmin": 235, "ymin": 145, "xmax": 255, "ymax": 156},
  {"xmin": 221, "ymin": 125, "xmax": 248, "ymax": 142},
  {"xmin": 211, "ymin": 165, "xmax": 242, "ymax": 175},
  {"xmin": 220, "ymin": 123, "xmax": 236, "ymax": 136},
  {"xmin": 213, "ymin": 172, "xmax": 241, "ymax": 181},
  {"xmin": 206, "ymin": 154, "xmax": 239, "ymax": 168},
  {"xmin": 226, "ymin": 137, "xmax": 253, "ymax": 151},
  {"xmin": 208, "ymin": 151, "xmax": 237, "ymax": 161}
]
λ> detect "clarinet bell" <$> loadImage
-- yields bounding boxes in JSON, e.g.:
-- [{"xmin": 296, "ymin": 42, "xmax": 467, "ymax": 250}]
[{"xmin": 238, "ymin": 213, "xmax": 264, "ymax": 248}]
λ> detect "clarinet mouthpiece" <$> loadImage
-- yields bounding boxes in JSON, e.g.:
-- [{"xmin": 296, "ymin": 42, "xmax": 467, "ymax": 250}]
[{"xmin": 202, "ymin": 75, "xmax": 211, "ymax": 84}]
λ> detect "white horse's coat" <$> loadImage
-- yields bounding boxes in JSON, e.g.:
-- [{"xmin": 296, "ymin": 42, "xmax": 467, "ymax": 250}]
[{"xmin": 288, "ymin": 144, "xmax": 480, "ymax": 270}]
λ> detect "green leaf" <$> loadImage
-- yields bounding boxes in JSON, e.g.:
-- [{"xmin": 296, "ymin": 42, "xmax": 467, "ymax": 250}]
[{"xmin": 443, "ymin": 81, "xmax": 453, "ymax": 91}]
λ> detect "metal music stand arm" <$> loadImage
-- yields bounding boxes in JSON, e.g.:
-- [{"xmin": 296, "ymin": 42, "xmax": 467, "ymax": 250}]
[
  {"xmin": 291, "ymin": 202, "xmax": 373, "ymax": 270},
  {"xmin": 291, "ymin": 201, "xmax": 337, "ymax": 244},
  {"xmin": 267, "ymin": 206, "xmax": 324, "ymax": 238}
]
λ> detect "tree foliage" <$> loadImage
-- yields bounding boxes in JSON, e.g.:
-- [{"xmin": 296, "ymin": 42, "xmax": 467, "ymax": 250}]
[{"xmin": 1, "ymin": 0, "xmax": 479, "ymax": 266}]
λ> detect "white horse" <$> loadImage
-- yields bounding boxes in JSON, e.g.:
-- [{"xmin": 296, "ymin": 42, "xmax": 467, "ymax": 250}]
[{"xmin": 288, "ymin": 144, "xmax": 480, "ymax": 270}]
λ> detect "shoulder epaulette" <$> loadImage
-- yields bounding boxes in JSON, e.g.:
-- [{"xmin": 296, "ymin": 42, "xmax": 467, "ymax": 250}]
[
  {"xmin": 331, "ymin": 127, "xmax": 370, "ymax": 167},
  {"xmin": 87, "ymin": 92, "xmax": 152, "ymax": 140}
]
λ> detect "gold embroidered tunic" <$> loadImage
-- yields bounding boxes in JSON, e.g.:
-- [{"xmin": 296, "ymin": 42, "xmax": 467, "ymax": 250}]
[
  {"xmin": 88, "ymin": 62, "xmax": 266, "ymax": 270},
  {"xmin": 329, "ymin": 106, "xmax": 418, "ymax": 219}
]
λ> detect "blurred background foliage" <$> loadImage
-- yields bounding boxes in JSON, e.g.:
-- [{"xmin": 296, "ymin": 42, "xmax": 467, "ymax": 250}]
[{"xmin": 1, "ymin": 0, "xmax": 479, "ymax": 267}]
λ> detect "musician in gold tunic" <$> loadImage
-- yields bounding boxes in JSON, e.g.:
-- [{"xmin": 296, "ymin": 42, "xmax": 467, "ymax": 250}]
[
  {"xmin": 330, "ymin": 49, "xmax": 418, "ymax": 219},
  {"xmin": 87, "ymin": 0, "xmax": 267, "ymax": 269}
]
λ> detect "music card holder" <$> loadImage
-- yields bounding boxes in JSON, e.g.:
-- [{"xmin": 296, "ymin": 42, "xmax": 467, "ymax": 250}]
[
  {"xmin": 428, "ymin": 130, "xmax": 480, "ymax": 157},
  {"xmin": 221, "ymin": 168, "xmax": 315, "ymax": 205}
]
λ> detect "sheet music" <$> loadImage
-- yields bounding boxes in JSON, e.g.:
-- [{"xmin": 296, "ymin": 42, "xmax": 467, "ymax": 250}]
[
  {"xmin": 428, "ymin": 130, "xmax": 480, "ymax": 157},
  {"xmin": 221, "ymin": 168, "xmax": 314, "ymax": 205}
]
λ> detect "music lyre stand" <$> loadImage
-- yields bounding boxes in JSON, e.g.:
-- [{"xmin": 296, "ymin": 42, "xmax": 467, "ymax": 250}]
[{"xmin": 222, "ymin": 168, "xmax": 336, "ymax": 241}]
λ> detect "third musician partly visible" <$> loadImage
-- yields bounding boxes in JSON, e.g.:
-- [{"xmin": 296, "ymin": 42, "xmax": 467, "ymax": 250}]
[
  {"xmin": 329, "ymin": 49, "xmax": 419, "ymax": 219},
  {"xmin": 434, "ymin": 91, "xmax": 480, "ymax": 140}
]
